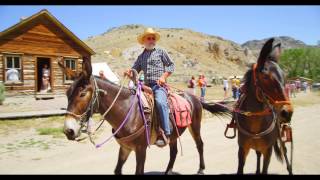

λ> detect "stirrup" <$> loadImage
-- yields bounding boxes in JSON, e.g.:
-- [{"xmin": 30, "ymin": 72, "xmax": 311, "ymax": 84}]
[
  {"xmin": 224, "ymin": 122, "xmax": 236, "ymax": 139},
  {"xmin": 156, "ymin": 131, "xmax": 170, "ymax": 147}
]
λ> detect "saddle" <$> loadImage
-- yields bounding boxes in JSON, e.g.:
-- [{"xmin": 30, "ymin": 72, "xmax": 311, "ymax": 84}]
[{"xmin": 140, "ymin": 85, "xmax": 192, "ymax": 143}]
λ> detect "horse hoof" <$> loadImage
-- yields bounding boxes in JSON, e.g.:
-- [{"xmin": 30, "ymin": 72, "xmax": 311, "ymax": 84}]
[
  {"xmin": 165, "ymin": 170, "xmax": 174, "ymax": 175},
  {"xmin": 197, "ymin": 169, "xmax": 205, "ymax": 175}
]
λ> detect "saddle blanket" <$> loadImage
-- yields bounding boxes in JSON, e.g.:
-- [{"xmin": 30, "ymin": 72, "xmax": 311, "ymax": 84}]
[{"xmin": 169, "ymin": 93, "xmax": 192, "ymax": 127}]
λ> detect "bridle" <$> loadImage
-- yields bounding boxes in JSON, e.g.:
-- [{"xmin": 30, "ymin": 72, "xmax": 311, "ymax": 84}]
[
  {"xmin": 64, "ymin": 75, "xmax": 128, "ymax": 145},
  {"xmin": 65, "ymin": 76, "xmax": 107, "ymax": 129},
  {"xmin": 252, "ymin": 63, "xmax": 291, "ymax": 106}
]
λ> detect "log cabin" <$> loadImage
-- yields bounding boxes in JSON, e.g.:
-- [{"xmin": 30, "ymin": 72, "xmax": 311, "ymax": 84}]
[{"xmin": 0, "ymin": 9, "xmax": 95, "ymax": 97}]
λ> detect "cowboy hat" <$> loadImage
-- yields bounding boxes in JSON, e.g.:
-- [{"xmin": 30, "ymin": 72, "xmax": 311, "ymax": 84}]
[{"xmin": 137, "ymin": 28, "xmax": 160, "ymax": 45}]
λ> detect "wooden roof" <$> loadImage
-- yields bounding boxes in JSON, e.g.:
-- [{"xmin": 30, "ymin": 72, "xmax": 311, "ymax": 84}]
[{"xmin": 0, "ymin": 9, "xmax": 95, "ymax": 55}]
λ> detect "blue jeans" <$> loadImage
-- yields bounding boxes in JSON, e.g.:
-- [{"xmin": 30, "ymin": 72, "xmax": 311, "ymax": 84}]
[
  {"xmin": 149, "ymin": 83, "xmax": 171, "ymax": 135},
  {"xmin": 200, "ymin": 87, "xmax": 206, "ymax": 101},
  {"xmin": 232, "ymin": 87, "xmax": 238, "ymax": 100}
]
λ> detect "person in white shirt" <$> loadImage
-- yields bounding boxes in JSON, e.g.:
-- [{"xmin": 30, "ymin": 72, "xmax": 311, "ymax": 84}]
[
  {"xmin": 6, "ymin": 68, "xmax": 20, "ymax": 82},
  {"xmin": 223, "ymin": 77, "xmax": 229, "ymax": 99}
]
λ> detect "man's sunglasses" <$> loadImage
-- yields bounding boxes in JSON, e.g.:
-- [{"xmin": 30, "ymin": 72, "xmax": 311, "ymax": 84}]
[{"xmin": 146, "ymin": 37, "xmax": 156, "ymax": 41}]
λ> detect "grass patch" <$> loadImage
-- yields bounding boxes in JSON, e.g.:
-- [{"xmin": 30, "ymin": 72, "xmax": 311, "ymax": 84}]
[
  {"xmin": 0, "ymin": 115, "xmax": 65, "ymax": 135},
  {"xmin": 36, "ymin": 127, "xmax": 64, "ymax": 138},
  {"xmin": 0, "ymin": 139, "xmax": 51, "ymax": 154}
]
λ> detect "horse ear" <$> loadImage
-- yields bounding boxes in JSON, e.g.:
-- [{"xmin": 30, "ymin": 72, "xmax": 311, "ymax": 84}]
[
  {"xmin": 257, "ymin": 38, "xmax": 274, "ymax": 70},
  {"xmin": 82, "ymin": 56, "xmax": 92, "ymax": 79},
  {"xmin": 270, "ymin": 43, "xmax": 282, "ymax": 63},
  {"xmin": 57, "ymin": 57, "xmax": 78, "ymax": 80}
]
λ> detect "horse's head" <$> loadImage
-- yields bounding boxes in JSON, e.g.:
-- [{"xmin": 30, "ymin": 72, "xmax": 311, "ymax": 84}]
[
  {"xmin": 255, "ymin": 38, "xmax": 293, "ymax": 123},
  {"xmin": 58, "ymin": 57, "xmax": 95, "ymax": 140}
]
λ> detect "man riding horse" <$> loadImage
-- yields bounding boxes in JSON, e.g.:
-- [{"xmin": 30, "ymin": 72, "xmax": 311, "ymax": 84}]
[{"xmin": 124, "ymin": 28, "xmax": 175, "ymax": 147}]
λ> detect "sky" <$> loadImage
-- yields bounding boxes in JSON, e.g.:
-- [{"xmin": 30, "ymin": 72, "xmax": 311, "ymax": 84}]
[{"xmin": 0, "ymin": 5, "xmax": 319, "ymax": 45}]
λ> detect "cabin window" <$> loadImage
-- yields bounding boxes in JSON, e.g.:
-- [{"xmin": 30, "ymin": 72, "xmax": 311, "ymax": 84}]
[
  {"xmin": 64, "ymin": 58, "xmax": 77, "ymax": 83},
  {"xmin": 5, "ymin": 55, "xmax": 22, "ymax": 83}
]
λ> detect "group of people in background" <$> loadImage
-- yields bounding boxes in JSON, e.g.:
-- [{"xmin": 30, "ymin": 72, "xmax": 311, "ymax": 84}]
[
  {"xmin": 285, "ymin": 79, "xmax": 310, "ymax": 98},
  {"xmin": 187, "ymin": 74, "xmax": 207, "ymax": 102},
  {"xmin": 222, "ymin": 76, "xmax": 241, "ymax": 100},
  {"xmin": 187, "ymin": 75, "xmax": 243, "ymax": 102}
]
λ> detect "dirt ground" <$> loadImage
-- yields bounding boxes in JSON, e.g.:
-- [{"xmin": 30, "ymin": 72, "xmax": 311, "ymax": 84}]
[{"xmin": 0, "ymin": 90, "xmax": 319, "ymax": 174}]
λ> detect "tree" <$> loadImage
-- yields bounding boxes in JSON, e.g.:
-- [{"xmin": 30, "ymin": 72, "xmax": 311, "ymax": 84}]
[{"xmin": 280, "ymin": 47, "xmax": 320, "ymax": 82}]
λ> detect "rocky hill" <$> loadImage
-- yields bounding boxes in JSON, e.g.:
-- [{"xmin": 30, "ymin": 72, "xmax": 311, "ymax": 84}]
[
  {"xmin": 242, "ymin": 36, "xmax": 310, "ymax": 57},
  {"xmin": 84, "ymin": 24, "xmax": 257, "ymax": 83}
]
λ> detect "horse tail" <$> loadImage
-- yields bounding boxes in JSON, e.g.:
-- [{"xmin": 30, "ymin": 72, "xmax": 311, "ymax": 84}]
[
  {"xmin": 274, "ymin": 140, "xmax": 284, "ymax": 163},
  {"xmin": 201, "ymin": 101, "xmax": 232, "ymax": 118}
]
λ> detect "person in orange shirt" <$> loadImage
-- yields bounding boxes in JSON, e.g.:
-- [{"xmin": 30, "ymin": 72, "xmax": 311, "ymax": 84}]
[{"xmin": 198, "ymin": 74, "xmax": 207, "ymax": 102}]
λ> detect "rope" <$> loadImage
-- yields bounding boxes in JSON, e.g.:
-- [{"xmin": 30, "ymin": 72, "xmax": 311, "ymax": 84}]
[
  {"xmin": 94, "ymin": 75, "xmax": 128, "ymax": 132},
  {"xmin": 95, "ymin": 93, "xmax": 137, "ymax": 148},
  {"xmin": 137, "ymin": 81, "xmax": 151, "ymax": 147}
]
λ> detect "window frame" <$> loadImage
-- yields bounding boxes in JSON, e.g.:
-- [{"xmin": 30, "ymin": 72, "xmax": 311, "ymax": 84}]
[
  {"xmin": 63, "ymin": 58, "xmax": 77, "ymax": 84},
  {"xmin": 4, "ymin": 54, "xmax": 23, "ymax": 85}
]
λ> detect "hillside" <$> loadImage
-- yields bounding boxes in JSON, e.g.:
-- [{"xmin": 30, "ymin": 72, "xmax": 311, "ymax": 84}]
[
  {"xmin": 242, "ymin": 36, "xmax": 311, "ymax": 57},
  {"xmin": 84, "ymin": 25, "xmax": 257, "ymax": 83}
]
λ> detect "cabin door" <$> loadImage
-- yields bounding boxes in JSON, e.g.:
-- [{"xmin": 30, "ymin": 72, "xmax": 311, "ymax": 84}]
[{"xmin": 36, "ymin": 57, "xmax": 52, "ymax": 93}]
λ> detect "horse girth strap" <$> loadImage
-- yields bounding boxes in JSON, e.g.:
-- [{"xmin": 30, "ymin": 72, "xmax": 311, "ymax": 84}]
[
  {"xmin": 113, "ymin": 124, "xmax": 145, "ymax": 143},
  {"xmin": 233, "ymin": 93, "xmax": 277, "ymax": 139},
  {"xmin": 236, "ymin": 116, "xmax": 276, "ymax": 139}
]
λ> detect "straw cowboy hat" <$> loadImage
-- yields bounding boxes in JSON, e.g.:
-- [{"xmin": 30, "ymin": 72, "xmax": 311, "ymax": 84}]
[{"xmin": 137, "ymin": 28, "xmax": 160, "ymax": 45}]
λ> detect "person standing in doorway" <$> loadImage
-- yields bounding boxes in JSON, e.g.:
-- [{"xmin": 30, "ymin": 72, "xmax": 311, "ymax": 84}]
[{"xmin": 41, "ymin": 64, "xmax": 50, "ymax": 92}]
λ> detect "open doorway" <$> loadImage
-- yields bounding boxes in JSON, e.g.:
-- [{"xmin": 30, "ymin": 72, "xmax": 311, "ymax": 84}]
[{"xmin": 36, "ymin": 57, "xmax": 52, "ymax": 93}]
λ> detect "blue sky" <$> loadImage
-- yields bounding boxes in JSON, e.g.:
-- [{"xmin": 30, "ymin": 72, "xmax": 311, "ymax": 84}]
[{"xmin": 0, "ymin": 6, "xmax": 319, "ymax": 45}]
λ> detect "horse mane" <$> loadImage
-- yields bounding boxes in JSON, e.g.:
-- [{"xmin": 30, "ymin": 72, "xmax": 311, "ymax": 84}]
[
  {"xmin": 242, "ymin": 64, "xmax": 254, "ymax": 88},
  {"xmin": 94, "ymin": 75, "xmax": 131, "ymax": 94},
  {"xmin": 94, "ymin": 75, "xmax": 119, "ymax": 86}
]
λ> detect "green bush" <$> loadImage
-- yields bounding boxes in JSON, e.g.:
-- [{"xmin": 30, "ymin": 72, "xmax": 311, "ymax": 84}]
[
  {"xmin": 280, "ymin": 47, "xmax": 320, "ymax": 82},
  {"xmin": 0, "ymin": 82, "xmax": 5, "ymax": 105}
]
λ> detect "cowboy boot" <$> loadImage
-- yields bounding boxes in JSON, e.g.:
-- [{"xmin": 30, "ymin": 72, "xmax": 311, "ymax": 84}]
[{"xmin": 155, "ymin": 129, "xmax": 170, "ymax": 147}]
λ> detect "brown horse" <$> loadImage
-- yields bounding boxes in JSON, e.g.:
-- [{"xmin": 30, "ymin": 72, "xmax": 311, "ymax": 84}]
[
  {"xmin": 234, "ymin": 38, "xmax": 293, "ymax": 174},
  {"xmin": 59, "ymin": 58, "xmax": 229, "ymax": 175}
]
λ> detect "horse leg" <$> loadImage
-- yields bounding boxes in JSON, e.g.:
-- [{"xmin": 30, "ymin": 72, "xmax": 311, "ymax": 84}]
[
  {"xmin": 135, "ymin": 146, "xmax": 147, "ymax": 175},
  {"xmin": 256, "ymin": 151, "xmax": 262, "ymax": 174},
  {"xmin": 164, "ymin": 140, "xmax": 178, "ymax": 175},
  {"xmin": 114, "ymin": 146, "xmax": 131, "ymax": 175},
  {"xmin": 188, "ymin": 125, "xmax": 205, "ymax": 175},
  {"xmin": 262, "ymin": 147, "xmax": 273, "ymax": 174},
  {"xmin": 237, "ymin": 146, "xmax": 249, "ymax": 174}
]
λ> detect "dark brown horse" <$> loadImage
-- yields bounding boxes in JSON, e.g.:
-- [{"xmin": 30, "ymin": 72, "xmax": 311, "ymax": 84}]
[
  {"xmin": 234, "ymin": 38, "xmax": 293, "ymax": 174},
  {"xmin": 59, "ymin": 57, "xmax": 228, "ymax": 175}
]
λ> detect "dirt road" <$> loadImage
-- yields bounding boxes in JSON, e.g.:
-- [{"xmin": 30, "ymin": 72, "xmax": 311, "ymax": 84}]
[{"xmin": 0, "ymin": 92, "xmax": 319, "ymax": 174}]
